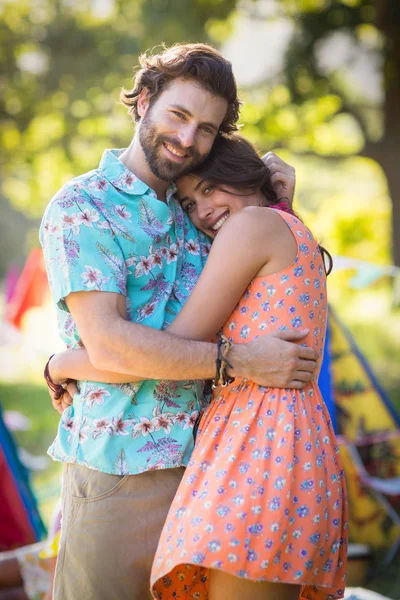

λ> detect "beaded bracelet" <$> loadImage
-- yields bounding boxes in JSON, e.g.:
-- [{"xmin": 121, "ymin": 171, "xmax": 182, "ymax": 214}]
[
  {"xmin": 44, "ymin": 354, "xmax": 73, "ymax": 401},
  {"xmin": 212, "ymin": 335, "xmax": 235, "ymax": 390}
]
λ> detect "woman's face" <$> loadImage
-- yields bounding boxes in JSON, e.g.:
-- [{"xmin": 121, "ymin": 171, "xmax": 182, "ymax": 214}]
[{"xmin": 177, "ymin": 175, "xmax": 262, "ymax": 238}]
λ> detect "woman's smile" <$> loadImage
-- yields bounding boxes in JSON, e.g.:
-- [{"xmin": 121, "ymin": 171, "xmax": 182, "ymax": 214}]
[{"xmin": 209, "ymin": 211, "xmax": 230, "ymax": 234}]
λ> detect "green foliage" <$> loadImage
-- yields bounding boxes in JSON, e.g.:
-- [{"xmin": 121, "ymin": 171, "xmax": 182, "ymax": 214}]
[
  {"xmin": 0, "ymin": 0, "xmax": 240, "ymax": 218},
  {"xmin": 238, "ymin": 0, "xmax": 384, "ymax": 154}
]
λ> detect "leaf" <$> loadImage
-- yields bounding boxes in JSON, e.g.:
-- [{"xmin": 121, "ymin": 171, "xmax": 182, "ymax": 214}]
[
  {"xmin": 142, "ymin": 273, "xmax": 173, "ymax": 305},
  {"xmin": 179, "ymin": 260, "xmax": 199, "ymax": 294},
  {"xmin": 138, "ymin": 440, "xmax": 157, "ymax": 452},
  {"xmin": 131, "ymin": 427, "xmax": 143, "ymax": 441},
  {"xmin": 90, "ymin": 197, "xmax": 136, "ymax": 243},
  {"xmin": 96, "ymin": 242, "xmax": 126, "ymax": 293},
  {"xmin": 116, "ymin": 383, "xmax": 141, "ymax": 405},
  {"xmin": 63, "ymin": 239, "xmax": 80, "ymax": 266},
  {"xmin": 153, "ymin": 403, "xmax": 162, "ymax": 417},
  {"xmin": 114, "ymin": 449, "xmax": 128, "ymax": 475},
  {"xmin": 165, "ymin": 398, "xmax": 181, "ymax": 408},
  {"xmin": 138, "ymin": 198, "xmax": 166, "ymax": 239}
]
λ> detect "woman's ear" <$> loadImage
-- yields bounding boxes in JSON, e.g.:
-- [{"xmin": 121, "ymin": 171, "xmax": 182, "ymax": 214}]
[{"xmin": 137, "ymin": 88, "xmax": 150, "ymax": 118}]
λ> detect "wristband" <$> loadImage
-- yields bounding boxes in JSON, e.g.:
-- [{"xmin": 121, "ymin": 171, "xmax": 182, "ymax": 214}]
[
  {"xmin": 44, "ymin": 354, "xmax": 73, "ymax": 401},
  {"xmin": 212, "ymin": 335, "xmax": 235, "ymax": 390}
]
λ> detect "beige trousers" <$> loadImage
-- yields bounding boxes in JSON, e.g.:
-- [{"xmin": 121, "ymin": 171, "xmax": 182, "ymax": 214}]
[{"xmin": 53, "ymin": 464, "xmax": 185, "ymax": 600}]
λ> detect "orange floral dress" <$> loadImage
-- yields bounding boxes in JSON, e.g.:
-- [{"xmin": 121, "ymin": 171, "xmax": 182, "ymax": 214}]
[{"xmin": 151, "ymin": 210, "xmax": 348, "ymax": 599}]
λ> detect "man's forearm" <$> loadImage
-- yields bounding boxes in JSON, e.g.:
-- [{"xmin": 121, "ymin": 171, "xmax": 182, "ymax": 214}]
[{"xmin": 92, "ymin": 317, "xmax": 220, "ymax": 380}]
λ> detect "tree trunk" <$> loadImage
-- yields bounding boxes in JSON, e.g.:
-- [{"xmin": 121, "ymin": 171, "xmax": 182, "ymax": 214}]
[{"xmin": 375, "ymin": 0, "xmax": 400, "ymax": 265}]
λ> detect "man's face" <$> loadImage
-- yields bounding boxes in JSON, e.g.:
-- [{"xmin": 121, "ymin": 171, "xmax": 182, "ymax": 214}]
[{"xmin": 138, "ymin": 77, "xmax": 228, "ymax": 181}]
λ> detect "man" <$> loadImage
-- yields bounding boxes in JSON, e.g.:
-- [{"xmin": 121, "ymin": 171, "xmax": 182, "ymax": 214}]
[{"xmin": 40, "ymin": 43, "xmax": 316, "ymax": 600}]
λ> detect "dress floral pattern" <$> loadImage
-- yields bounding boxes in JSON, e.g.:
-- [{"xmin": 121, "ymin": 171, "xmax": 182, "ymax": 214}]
[
  {"xmin": 151, "ymin": 211, "xmax": 348, "ymax": 599},
  {"xmin": 40, "ymin": 149, "xmax": 211, "ymax": 475}
]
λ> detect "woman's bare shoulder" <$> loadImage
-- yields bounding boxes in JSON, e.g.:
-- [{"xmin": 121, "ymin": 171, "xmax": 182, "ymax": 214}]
[{"xmin": 225, "ymin": 205, "xmax": 292, "ymax": 237}]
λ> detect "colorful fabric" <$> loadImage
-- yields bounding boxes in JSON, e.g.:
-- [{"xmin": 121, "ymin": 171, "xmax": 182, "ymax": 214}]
[
  {"xmin": 16, "ymin": 545, "xmax": 53, "ymax": 600},
  {"xmin": 39, "ymin": 149, "xmax": 211, "ymax": 475},
  {"xmin": 151, "ymin": 211, "xmax": 348, "ymax": 599}
]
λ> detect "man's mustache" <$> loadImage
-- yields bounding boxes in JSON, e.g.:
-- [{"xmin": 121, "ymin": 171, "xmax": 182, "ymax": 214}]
[{"xmin": 158, "ymin": 136, "xmax": 195, "ymax": 159}]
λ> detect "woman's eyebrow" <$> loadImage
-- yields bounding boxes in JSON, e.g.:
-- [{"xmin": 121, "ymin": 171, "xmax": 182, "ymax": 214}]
[{"xmin": 194, "ymin": 180, "xmax": 205, "ymax": 192}]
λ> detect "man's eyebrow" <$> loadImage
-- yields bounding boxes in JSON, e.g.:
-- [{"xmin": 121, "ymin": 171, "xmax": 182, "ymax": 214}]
[{"xmin": 169, "ymin": 105, "xmax": 219, "ymax": 132}]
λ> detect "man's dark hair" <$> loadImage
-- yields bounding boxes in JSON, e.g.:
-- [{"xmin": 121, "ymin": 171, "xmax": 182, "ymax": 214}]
[{"xmin": 120, "ymin": 43, "xmax": 241, "ymax": 134}]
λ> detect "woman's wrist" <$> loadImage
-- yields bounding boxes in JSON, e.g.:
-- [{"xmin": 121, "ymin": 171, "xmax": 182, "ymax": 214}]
[{"xmin": 48, "ymin": 353, "xmax": 63, "ymax": 385}]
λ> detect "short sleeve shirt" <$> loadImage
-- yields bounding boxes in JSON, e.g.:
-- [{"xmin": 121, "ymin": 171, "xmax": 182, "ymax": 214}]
[{"xmin": 40, "ymin": 149, "xmax": 211, "ymax": 474}]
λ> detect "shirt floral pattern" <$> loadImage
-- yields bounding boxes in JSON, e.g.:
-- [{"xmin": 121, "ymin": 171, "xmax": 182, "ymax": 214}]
[{"xmin": 40, "ymin": 149, "xmax": 210, "ymax": 475}]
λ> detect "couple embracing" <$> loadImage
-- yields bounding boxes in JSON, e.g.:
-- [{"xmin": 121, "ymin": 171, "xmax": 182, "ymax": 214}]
[{"xmin": 41, "ymin": 43, "xmax": 347, "ymax": 600}]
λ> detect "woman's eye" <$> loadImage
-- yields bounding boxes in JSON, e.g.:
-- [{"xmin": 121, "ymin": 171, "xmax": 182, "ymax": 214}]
[
  {"xmin": 203, "ymin": 185, "xmax": 214, "ymax": 196},
  {"xmin": 183, "ymin": 201, "xmax": 195, "ymax": 212}
]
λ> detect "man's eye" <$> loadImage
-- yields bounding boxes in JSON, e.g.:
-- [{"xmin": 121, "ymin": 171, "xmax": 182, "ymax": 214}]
[
  {"xmin": 173, "ymin": 111, "xmax": 186, "ymax": 120},
  {"xmin": 201, "ymin": 126, "xmax": 214, "ymax": 135}
]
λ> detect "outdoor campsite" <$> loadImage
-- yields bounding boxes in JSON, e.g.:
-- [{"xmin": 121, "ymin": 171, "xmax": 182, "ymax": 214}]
[{"xmin": 1, "ymin": 1, "xmax": 400, "ymax": 600}]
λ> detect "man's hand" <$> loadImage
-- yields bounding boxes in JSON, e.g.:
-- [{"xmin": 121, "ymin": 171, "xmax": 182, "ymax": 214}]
[
  {"xmin": 230, "ymin": 329, "xmax": 318, "ymax": 389},
  {"xmin": 47, "ymin": 355, "xmax": 77, "ymax": 415},
  {"xmin": 262, "ymin": 152, "xmax": 296, "ymax": 206}
]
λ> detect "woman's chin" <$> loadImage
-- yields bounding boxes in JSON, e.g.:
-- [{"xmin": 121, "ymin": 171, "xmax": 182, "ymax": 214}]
[{"xmin": 199, "ymin": 228, "xmax": 215, "ymax": 240}]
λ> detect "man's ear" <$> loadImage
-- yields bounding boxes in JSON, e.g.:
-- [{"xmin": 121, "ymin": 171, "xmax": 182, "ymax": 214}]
[{"xmin": 137, "ymin": 88, "xmax": 150, "ymax": 118}]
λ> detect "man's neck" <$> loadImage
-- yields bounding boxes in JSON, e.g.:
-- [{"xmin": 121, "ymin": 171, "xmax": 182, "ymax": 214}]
[{"xmin": 119, "ymin": 137, "xmax": 169, "ymax": 201}]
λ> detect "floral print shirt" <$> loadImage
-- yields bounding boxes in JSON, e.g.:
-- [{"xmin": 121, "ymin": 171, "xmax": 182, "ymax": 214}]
[{"xmin": 40, "ymin": 149, "xmax": 210, "ymax": 475}]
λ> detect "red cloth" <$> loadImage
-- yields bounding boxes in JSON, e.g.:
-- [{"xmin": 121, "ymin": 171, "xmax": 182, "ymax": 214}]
[
  {"xmin": 5, "ymin": 249, "xmax": 49, "ymax": 329},
  {"xmin": 0, "ymin": 445, "xmax": 36, "ymax": 550}
]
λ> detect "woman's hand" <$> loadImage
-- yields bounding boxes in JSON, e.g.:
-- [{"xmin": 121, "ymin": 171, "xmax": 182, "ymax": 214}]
[
  {"xmin": 47, "ymin": 354, "xmax": 78, "ymax": 415},
  {"xmin": 48, "ymin": 383, "xmax": 76, "ymax": 415},
  {"xmin": 262, "ymin": 152, "xmax": 296, "ymax": 205}
]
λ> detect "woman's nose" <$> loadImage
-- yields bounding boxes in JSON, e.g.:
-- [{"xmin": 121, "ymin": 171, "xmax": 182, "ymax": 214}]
[{"xmin": 197, "ymin": 202, "xmax": 213, "ymax": 222}]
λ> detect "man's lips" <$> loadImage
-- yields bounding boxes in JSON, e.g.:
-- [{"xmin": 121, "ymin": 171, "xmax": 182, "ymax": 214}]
[{"xmin": 163, "ymin": 142, "xmax": 189, "ymax": 162}]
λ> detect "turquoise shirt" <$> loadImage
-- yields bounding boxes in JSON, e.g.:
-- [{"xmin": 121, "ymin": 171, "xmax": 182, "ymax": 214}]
[{"xmin": 40, "ymin": 149, "xmax": 210, "ymax": 474}]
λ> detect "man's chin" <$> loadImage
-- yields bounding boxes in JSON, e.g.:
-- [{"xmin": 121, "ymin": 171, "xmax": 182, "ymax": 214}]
[{"xmin": 151, "ymin": 159, "xmax": 195, "ymax": 182}]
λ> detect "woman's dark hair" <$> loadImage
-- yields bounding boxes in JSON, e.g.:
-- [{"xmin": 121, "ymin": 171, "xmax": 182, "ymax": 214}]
[
  {"xmin": 190, "ymin": 133, "xmax": 333, "ymax": 276},
  {"xmin": 190, "ymin": 133, "xmax": 281, "ymax": 207},
  {"xmin": 121, "ymin": 43, "xmax": 241, "ymax": 134}
]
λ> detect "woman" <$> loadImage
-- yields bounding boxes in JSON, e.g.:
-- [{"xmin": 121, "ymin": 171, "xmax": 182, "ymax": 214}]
[{"xmin": 48, "ymin": 134, "xmax": 347, "ymax": 599}]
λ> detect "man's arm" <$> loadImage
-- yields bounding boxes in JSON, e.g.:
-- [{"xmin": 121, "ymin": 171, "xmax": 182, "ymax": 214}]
[{"xmin": 65, "ymin": 289, "xmax": 317, "ymax": 388}]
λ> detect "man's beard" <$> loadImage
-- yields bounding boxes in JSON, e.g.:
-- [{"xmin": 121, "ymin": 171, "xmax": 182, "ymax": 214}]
[{"xmin": 139, "ymin": 110, "xmax": 204, "ymax": 181}]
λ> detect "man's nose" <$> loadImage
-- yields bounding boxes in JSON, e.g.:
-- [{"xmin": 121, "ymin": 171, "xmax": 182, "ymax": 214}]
[{"xmin": 178, "ymin": 125, "xmax": 196, "ymax": 148}]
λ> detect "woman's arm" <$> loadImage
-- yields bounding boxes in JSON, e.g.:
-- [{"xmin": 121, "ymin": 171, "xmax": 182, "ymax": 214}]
[
  {"xmin": 168, "ymin": 207, "xmax": 289, "ymax": 341},
  {"xmin": 49, "ymin": 348, "xmax": 142, "ymax": 385}
]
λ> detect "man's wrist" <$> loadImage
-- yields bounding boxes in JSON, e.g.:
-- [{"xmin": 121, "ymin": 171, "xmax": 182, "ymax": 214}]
[{"xmin": 226, "ymin": 343, "xmax": 246, "ymax": 379}]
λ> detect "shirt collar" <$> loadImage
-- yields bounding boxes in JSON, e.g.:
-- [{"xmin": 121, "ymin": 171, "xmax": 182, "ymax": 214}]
[{"xmin": 99, "ymin": 149, "xmax": 176, "ymax": 200}]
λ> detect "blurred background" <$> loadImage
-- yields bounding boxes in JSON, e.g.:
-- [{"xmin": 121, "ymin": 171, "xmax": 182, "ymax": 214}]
[{"xmin": 0, "ymin": 0, "xmax": 399, "ymax": 598}]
